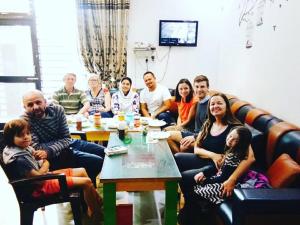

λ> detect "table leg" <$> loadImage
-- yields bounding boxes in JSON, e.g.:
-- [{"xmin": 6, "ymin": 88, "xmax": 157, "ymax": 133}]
[
  {"xmin": 103, "ymin": 183, "xmax": 116, "ymax": 225},
  {"xmin": 164, "ymin": 181, "xmax": 178, "ymax": 225}
]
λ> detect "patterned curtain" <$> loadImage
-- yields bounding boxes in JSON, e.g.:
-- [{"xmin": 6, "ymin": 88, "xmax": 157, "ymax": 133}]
[{"xmin": 76, "ymin": 0, "xmax": 129, "ymax": 88}]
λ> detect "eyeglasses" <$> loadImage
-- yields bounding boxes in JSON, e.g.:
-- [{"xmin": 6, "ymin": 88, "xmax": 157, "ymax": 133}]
[{"xmin": 89, "ymin": 79, "xmax": 99, "ymax": 82}]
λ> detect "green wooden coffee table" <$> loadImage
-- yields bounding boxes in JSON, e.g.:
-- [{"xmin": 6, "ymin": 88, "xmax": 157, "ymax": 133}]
[{"xmin": 100, "ymin": 132, "xmax": 181, "ymax": 225}]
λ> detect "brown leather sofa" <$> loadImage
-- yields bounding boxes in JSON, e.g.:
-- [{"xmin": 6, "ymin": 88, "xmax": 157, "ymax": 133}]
[
  {"xmin": 168, "ymin": 90, "xmax": 300, "ymax": 224},
  {"xmin": 215, "ymin": 94, "xmax": 300, "ymax": 225}
]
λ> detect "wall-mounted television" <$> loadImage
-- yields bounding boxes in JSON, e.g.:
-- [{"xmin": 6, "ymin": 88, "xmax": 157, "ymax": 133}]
[{"xmin": 159, "ymin": 20, "xmax": 198, "ymax": 47}]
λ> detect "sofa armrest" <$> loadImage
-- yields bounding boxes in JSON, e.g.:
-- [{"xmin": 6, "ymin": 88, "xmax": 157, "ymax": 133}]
[
  {"xmin": 234, "ymin": 188, "xmax": 300, "ymax": 210},
  {"xmin": 232, "ymin": 188, "xmax": 300, "ymax": 225}
]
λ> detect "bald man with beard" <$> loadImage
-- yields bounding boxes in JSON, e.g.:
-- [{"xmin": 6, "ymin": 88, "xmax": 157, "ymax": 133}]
[{"xmin": 22, "ymin": 90, "xmax": 105, "ymax": 184}]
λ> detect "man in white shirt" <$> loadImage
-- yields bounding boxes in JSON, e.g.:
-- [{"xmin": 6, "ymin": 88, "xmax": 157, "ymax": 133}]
[{"xmin": 140, "ymin": 71, "xmax": 174, "ymax": 125}]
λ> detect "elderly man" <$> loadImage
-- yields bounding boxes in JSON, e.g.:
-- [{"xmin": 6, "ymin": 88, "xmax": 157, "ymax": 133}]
[
  {"xmin": 52, "ymin": 73, "xmax": 89, "ymax": 116},
  {"xmin": 140, "ymin": 71, "xmax": 174, "ymax": 126},
  {"xmin": 167, "ymin": 75, "xmax": 210, "ymax": 153},
  {"xmin": 22, "ymin": 90, "xmax": 105, "ymax": 184}
]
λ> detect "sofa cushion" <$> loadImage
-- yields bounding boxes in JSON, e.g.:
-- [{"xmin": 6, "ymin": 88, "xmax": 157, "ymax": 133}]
[
  {"xmin": 266, "ymin": 153, "xmax": 300, "ymax": 188},
  {"xmin": 235, "ymin": 104, "xmax": 254, "ymax": 124},
  {"xmin": 252, "ymin": 114, "xmax": 274, "ymax": 133},
  {"xmin": 265, "ymin": 122, "xmax": 299, "ymax": 166},
  {"xmin": 245, "ymin": 108, "xmax": 269, "ymax": 127},
  {"xmin": 274, "ymin": 131, "xmax": 300, "ymax": 164},
  {"xmin": 245, "ymin": 124, "xmax": 267, "ymax": 170}
]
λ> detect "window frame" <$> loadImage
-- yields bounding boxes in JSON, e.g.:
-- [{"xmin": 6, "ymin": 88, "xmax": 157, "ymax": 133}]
[{"xmin": 0, "ymin": 3, "xmax": 41, "ymax": 89}]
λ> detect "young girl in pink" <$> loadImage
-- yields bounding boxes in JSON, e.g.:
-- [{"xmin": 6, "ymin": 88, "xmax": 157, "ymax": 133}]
[{"xmin": 2, "ymin": 119, "xmax": 101, "ymax": 216}]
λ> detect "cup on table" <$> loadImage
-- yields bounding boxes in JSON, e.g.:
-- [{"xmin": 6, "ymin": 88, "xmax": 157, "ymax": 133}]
[
  {"xmin": 134, "ymin": 113, "xmax": 141, "ymax": 128},
  {"xmin": 118, "ymin": 120, "xmax": 127, "ymax": 140},
  {"xmin": 125, "ymin": 112, "xmax": 134, "ymax": 125},
  {"xmin": 76, "ymin": 115, "xmax": 82, "ymax": 131}
]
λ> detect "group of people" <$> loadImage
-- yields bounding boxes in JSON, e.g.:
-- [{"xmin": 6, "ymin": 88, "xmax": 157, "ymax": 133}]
[
  {"xmin": 50, "ymin": 71, "xmax": 199, "ymax": 129},
  {"xmin": 1, "ymin": 71, "xmax": 256, "ymax": 223},
  {"xmin": 51, "ymin": 72, "xmax": 173, "ymax": 125},
  {"xmin": 165, "ymin": 76, "xmax": 255, "ymax": 224}
]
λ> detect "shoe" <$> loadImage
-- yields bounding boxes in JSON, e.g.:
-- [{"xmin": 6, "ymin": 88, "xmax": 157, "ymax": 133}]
[{"xmin": 177, "ymin": 208, "xmax": 187, "ymax": 225}]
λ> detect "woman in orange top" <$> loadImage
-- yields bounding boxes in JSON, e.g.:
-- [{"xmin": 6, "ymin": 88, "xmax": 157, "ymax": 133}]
[{"xmin": 165, "ymin": 79, "xmax": 197, "ymax": 132}]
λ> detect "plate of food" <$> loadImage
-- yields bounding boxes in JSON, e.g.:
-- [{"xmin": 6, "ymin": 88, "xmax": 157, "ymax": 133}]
[
  {"xmin": 150, "ymin": 131, "xmax": 170, "ymax": 140},
  {"xmin": 148, "ymin": 119, "xmax": 166, "ymax": 127}
]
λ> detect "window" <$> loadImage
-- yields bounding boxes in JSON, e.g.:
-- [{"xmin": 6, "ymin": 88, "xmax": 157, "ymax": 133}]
[
  {"xmin": 0, "ymin": 0, "xmax": 87, "ymax": 118},
  {"xmin": 0, "ymin": 0, "xmax": 40, "ymax": 118},
  {"xmin": 34, "ymin": 0, "xmax": 87, "ymax": 99}
]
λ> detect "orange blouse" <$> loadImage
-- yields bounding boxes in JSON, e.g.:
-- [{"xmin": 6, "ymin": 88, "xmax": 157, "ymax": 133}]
[{"xmin": 177, "ymin": 96, "xmax": 198, "ymax": 123}]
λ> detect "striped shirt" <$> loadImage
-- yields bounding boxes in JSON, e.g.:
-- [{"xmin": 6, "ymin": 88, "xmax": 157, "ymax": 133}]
[
  {"xmin": 52, "ymin": 87, "xmax": 88, "ymax": 114},
  {"xmin": 22, "ymin": 104, "xmax": 72, "ymax": 159}
]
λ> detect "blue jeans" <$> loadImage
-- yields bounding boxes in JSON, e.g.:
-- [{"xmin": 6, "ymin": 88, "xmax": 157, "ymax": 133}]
[
  {"xmin": 100, "ymin": 111, "xmax": 113, "ymax": 118},
  {"xmin": 69, "ymin": 139, "xmax": 105, "ymax": 184},
  {"xmin": 89, "ymin": 110, "xmax": 113, "ymax": 118},
  {"xmin": 156, "ymin": 111, "xmax": 175, "ymax": 126}
]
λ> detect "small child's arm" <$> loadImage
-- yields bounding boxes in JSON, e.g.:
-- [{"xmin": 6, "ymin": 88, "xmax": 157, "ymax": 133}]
[
  {"xmin": 194, "ymin": 172, "xmax": 206, "ymax": 183},
  {"xmin": 194, "ymin": 164, "xmax": 220, "ymax": 184},
  {"xmin": 27, "ymin": 159, "xmax": 50, "ymax": 177}
]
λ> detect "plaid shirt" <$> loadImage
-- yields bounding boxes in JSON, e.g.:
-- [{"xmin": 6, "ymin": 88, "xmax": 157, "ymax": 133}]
[{"xmin": 52, "ymin": 87, "xmax": 88, "ymax": 114}]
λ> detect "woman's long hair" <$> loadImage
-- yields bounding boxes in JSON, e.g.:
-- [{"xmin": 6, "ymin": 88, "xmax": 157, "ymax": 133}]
[
  {"xmin": 225, "ymin": 126, "xmax": 252, "ymax": 160},
  {"xmin": 196, "ymin": 92, "xmax": 242, "ymax": 147},
  {"xmin": 175, "ymin": 79, "xmax": 194, "ymax": 103}
]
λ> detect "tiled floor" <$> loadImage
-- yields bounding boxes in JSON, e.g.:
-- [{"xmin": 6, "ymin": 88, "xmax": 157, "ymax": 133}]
[
  {"xmin": 1, "ymin": 168, "xmax": 170, "ymax": 225},
  {"xmin": 32, "ymin": 191, "xmax": 165, "ymax": 225},
  {"xmin": 33, "ymin": 202, "xmax": 103, "ymax": 225}
]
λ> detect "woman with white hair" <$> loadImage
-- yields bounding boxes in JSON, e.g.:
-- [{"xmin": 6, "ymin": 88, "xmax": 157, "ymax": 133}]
[
  {"xmin": 111, "ymin": 77, "xmax": 140, "ymax": 115},
  {"xmin": 85, "ymin": 74, "xmax": 112, "ymax": 117}
]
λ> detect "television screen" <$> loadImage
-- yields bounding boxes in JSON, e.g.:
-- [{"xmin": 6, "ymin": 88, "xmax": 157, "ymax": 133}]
[{"xmin": 159, "ymin": 20, "xmax": 198, "ymax": 47}]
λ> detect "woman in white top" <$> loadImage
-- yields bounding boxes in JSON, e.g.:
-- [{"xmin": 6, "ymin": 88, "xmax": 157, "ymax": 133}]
[{"xmin": 111, "ymin": 77, "xmax": 140, "ymax": 115}]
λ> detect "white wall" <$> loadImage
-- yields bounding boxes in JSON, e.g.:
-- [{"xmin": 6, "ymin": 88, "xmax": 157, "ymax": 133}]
[
  {"xmin": 217, "ymin": 0, "xmax": 300, "ymax": 126},
  {"xmin": 127, "ymin": 0, "xmax": 222, "ymax": 89},
  {"xmin": 128, "ymin": 0, "xmax": 300, "ymax": 126}
]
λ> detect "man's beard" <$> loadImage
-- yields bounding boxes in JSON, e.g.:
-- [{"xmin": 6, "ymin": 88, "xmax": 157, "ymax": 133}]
[{"xmin": 28, "ymin": 108, "xmax": 45, "ymax": 118}]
